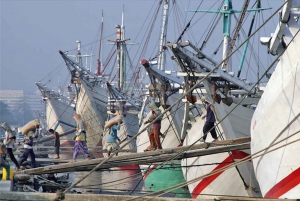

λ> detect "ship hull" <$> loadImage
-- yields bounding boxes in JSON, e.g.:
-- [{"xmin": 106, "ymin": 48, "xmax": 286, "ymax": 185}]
[
  {"xmin": 75, "ymin": 79, "xmax": 107, "ymax": 155},
  {"xmin": 251, "ymin": 30, "xmax": 300, "ymax": 198},
  {"xmin": 181, "ymin": 94, "xmax": 260, "ymax": 198},
  {"xmin": 45, "ymin": 94, "xmax": 76, "ymax": 159},
  {"xmin": 137, "ymin": 93, "xmax": 191, "ymax": 198}
]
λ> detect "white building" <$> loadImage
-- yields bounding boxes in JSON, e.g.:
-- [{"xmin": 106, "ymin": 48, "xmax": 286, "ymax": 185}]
[{"xmin": 0, "ymin": 90, "xmax": 45, "ymax": 114}]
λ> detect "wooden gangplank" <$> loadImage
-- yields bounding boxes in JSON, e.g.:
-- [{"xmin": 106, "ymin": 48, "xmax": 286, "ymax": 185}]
[
  {"xmin": 14, "ymin": 149, "xmax": 136, "ymax": 155},
  {"xmin": 15, "ymin": 137, "xmax": 250, "ymax": 175},
  {"xmin": 29, "ymin": 145, "xmax": 103, "ymax": 149},
  {"xmin": 0, "ymin": 191, "xmax": 298, "ymax": 201}
]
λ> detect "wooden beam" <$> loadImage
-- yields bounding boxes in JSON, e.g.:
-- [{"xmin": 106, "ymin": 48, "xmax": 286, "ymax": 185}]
[
  {"xmin": 15, "ymin": 137, "xmax": 250, "ymax": 175},
  {"xmin": 0, "ymin": 191, "xmax": 297, "ymax": 201},
  {"xmin": 28, "ymin": 146, "xmax": 104, "ymax": 149},
  {"xmin": 219, "ymin": 196, "xmax": 296, "ymax": 201},
  {"xmin": 14, "ymin": 149, "xmax": 136, "ymax": 155},
  {"xmin": 0, "ymin": 191, "xmax": 201, "ymax": 201}
]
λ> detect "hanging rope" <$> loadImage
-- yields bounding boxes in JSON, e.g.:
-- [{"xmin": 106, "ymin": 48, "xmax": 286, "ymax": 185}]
[
  {"xmin": 123, "ymin": 2, "xmax": 291, "ymax": 199},
  {"xmin": 175, "ymin": 1, "xmax": 203, "ymax": 43},
  {"xmin": 54, "ymin": 2, "xmax": 288, "ymax": 200}
]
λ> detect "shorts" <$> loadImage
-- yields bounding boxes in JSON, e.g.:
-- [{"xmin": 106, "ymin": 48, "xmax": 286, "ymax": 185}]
[
  {"xmin": 54, "ymin": 146, "xmax": 60, "ymax": 154},
  {"xmin": 105, "ymin": 142, "xmax": 120, "ymax": 151}
]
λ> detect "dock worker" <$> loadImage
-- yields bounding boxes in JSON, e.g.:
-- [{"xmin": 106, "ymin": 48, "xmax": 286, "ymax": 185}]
[
  {"xmin": 48, "ymin": 129, "xmax": 60, "ymax": 159},
  {"xmin": 18, "ymin": 124, "xmax": 39, "ymax": 169},
  {"xmin": 144, "ymin": 102, "xmax": 163, "ymax": 151},
  {"xmin": 1, "ymin": 122, "xmax": 20, "ymax": 170},
  {"xmin": 0, "ymin": 139, "xmax": 10, "ymax": 179},
  {"xmin": 105, "ymin": 122, "xmax": 121, "ymax": 157},
  {"xmin": 201, "ymin": 96, "xmax": 219, "ymax": 142},
  {"xmin": 70, "ymin": 113, "xmax": 91, "ymax": 163}
]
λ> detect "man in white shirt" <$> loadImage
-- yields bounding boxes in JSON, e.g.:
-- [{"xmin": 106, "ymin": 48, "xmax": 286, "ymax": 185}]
[
  {"xmin": 1, "ymin": 122, "xmax": 20, "ymax": 170},
  {"xmin": 0, "ymin": 139, "xmax": 10, "ymax": 179}
]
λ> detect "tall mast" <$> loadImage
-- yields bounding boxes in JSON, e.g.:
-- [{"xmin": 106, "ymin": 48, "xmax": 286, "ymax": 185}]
[
  {"xmin": 237, "ymin": 1, "xmax": 260, "ymax": 78},
  {"xmin": 75, "ymin": 40, "xmax": 82, "ymax": 66},
  {"xmin": 157, "ymin": 0, "xmax": 169, "ymax": 71},
  {"xmin": 222, "ymin": 0, "xmax": 233, "ymax": 72},
  {"xmin": 72, "ymin": 40, "xmax": 93, "ymax": 71},
  {"xmin": 120, "ymin": 5, "xmax": 126, "ymax": 91},
  {"xmin": 110, "ymin": 8, "xmax": 129, "ymax": 116},
  {"xmin": 96, "ymin": 11, "xmax": 104, "ymax": 76},
  {"xmin": 108, "ymin": 7, "xmax": 130, "ymax": 92},
  {"xmin": 116, "ymin": 25, "xmax": 122, "ymax": 91},
  {"xmin": 187, "ymin": 1, "xmax": 270, "ymax": 73},
  {"xmin": 224, "ymin": 0, "xmax": 250, "ymax": 71}
]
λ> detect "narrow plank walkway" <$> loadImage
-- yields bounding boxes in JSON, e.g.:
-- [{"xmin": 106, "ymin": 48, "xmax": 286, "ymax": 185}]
[
  {"xmin": 15, "ymin": 137, "xmax": 250, "ymax": 175},
  {"xmin": 0, "ymin": 191, "xmax": 297, "ymax": 201},
  {"xmin": 14, "ymin": 149, "xmax": 136, "ymax": 155}
]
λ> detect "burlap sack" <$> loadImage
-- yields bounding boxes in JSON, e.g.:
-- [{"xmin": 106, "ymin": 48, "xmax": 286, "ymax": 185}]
[
  {"xmin": 0, "ymin": 122, "xmax": 12, "ymax": 132},
  {"xmin": 104, "ymin": 115, "xmax": 122, "ymax": 129},
  {"xmin": 20, "ymin": 119, "xmax": 39, "ymax": 135}
]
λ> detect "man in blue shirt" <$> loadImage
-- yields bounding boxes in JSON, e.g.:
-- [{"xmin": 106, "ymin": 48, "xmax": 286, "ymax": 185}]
[
  {"xmin": 201, "ymin": 97, "xmax": 219, "ymax": 142},
  {"xmin": 105, "ymin": 123, "xmax": 121, "ymax": 157}
]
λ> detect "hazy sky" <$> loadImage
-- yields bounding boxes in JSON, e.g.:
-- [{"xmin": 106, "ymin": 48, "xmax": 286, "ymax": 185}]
[{"xmin": 0, "ymin": 0, "xmax": 282, "ymax": 94}]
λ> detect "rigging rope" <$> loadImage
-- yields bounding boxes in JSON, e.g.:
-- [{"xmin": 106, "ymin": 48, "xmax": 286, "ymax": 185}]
[
  {"xmin": 122, "ymin": 1, "xmax": 291, "ymax": 199},
  {"xmin": 56, "ymin": 1, "xmax": 289, "ymax": 199},
  {"xmin": 134, "ymin": 9, "xmax": 298, "ymax": 201},
  {"xmin": 176, "ymin": 1, "xmax": 203, "ymax": 43},
  {"xmin": 130, "ymin": 129, "xmax": 300, "ymax": 200}
]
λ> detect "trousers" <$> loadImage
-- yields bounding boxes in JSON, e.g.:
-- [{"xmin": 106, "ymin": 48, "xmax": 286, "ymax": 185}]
[
  {"xmin": 18, "ymin": 148, "xmax": 36, "ymax": 168},
  {"xmin": 146, "ymin": 128, "xmax": 162, "ymax": 150},
  {"xmin": 7, "ymin": 148, "xmax": 20, "ymax": 169},
  {"xmin": 202, "ymin": 121, "xmax": 217, "ymax": 140},
  {"xmin": 73, "ymin": 141, "xmax": 90, "ymax": 159}
]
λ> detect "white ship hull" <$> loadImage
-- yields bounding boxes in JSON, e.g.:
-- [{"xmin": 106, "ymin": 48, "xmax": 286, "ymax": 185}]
[
  {"xmin": 137, "ymin": 93, "xmax": 184, "ymax": 153},
  {"xmin": 137, "ymin": 93, "xmax": 189, "ymax": 198},
  {"xmin": 37, "ymin": 82, "xmax": 76, "ymax": 159},
  {"xmin": 181, "ymin": 93, "xmax": 260, "ymax": 198},
  {"xmin": 45, "ymin": 98, "xmax": 75, "ymax": 159},
  {"xmin": 45, "ymin": 98, "xmax": 75, "ymax": 135},
  {"xmin": 75, "ymin": 78, "xmax": 107, "ymax": 154},
  {"xmin": 251, "ymin": 27, "xmax": 300, "ymax": 198},
  {"xmin": 182, "ymin": 121, "xmax": 249, "ymax": 198}
]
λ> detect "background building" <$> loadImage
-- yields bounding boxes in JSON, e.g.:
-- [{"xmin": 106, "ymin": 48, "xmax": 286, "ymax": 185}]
[{"xmin": 0, "ymin": 90, "xmax": 45, "ymax": 126}]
